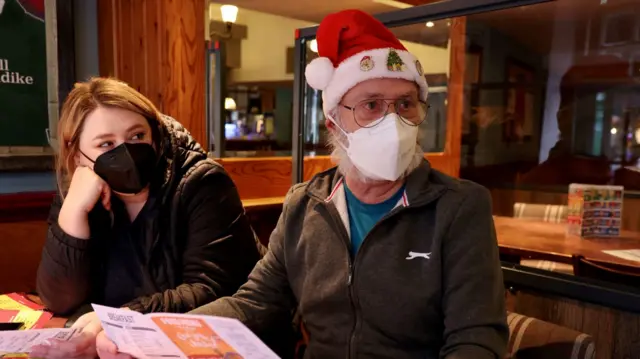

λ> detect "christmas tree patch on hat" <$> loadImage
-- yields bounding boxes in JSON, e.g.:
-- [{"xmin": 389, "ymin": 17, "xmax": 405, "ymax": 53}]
[{"xmin": 305, "ymin": 9, "xmax": 429, "ymax": 115}]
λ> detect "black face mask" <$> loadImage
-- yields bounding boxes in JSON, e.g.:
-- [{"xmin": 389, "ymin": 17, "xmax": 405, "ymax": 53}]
[{"xmin": 82, "ymin": 143, "xmax": 157, "ymax": 194}]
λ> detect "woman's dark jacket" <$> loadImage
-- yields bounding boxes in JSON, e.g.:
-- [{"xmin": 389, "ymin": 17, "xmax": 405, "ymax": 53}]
[{"xmin": 36, "ymin": 116, "xmax": 262, "ymax": 315}]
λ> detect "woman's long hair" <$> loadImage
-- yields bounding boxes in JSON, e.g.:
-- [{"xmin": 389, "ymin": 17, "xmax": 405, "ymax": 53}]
[{"xmin": 56, "ymin": 77, "xmax": 164, "ymax": 195}]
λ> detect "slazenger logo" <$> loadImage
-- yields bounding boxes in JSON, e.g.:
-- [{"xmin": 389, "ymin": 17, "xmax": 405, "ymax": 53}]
[{"xmin": 406, "ymin": 251, "xmax": 431, "ymax": 260}]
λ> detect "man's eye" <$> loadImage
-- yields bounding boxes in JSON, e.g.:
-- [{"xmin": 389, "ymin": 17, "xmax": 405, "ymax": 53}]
[
  {"xmin": 363, "ymin": 101, "xmax": 380, "ymax": 111},
  {"xmin": 398, "ymin": 100, "xmax": 415, "ymax": 110}
]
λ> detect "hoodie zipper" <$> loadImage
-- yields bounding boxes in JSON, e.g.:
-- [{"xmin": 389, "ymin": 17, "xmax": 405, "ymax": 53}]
[
  {"xmin": 322, "ymin": 203, "xmax": 357, "ymax": 359},
  {"xmin": 320, "ymin": 186, "xmax": 446, "ymax": 359},
  {"xmin": 324, "ymin": 203, "xmax": 409, "ymax": 359}
]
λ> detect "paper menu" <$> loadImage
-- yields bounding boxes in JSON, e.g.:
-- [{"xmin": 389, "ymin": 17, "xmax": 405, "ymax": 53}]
[
  {"xmin": 567, "ymin": 184, "xmax": 623, "ymax": 238},
  {"xmin": 602, "ymin": 249, "xmax": 640, "ymax": 263},
  {"xmin": 92, "ymin": 304, "xmax": 279, "ymax": 359},
  {"xmin": 0, "ymin": 311, "xmax": 19, "ymax": 323},
  {"xmin": 0, "ymin": 294, "xmax": 43, "ymax": 311},
  {"xmin": 0, "ymin": 328, "xmax": 78, "ymax": 355},
  {"xmin": 0, "ymin": 294, "xmax": 52, "ymax": 329}
]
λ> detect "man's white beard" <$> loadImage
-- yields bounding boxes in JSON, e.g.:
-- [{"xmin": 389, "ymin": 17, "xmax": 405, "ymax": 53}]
[{"xmin": 327, "ymin": 134, "xmax": 425, "ymax": 183}]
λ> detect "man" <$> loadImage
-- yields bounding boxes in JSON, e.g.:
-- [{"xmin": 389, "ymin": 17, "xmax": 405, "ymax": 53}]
[{"xmin": 97, "ymin": 9, "xmax": 508, "ymax": 359}]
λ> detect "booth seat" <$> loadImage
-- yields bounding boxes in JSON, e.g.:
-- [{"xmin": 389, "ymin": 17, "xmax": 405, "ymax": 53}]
[
  {"xmin": 507, "ymin": 311, "xmax": 595, "ymax": 359},
  {"xmin": 512, "ymin": 202, "xmax": 574, "ymax": 275}
]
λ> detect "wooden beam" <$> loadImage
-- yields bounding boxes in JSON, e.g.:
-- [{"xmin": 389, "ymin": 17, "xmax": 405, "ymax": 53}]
[
  {"xmin": 97, "ymin": 0, "xmax": 207, "ymax": 148},
  {"xmin": 396, "ymin": 0, "xmax": 443, "ymax": 6}
]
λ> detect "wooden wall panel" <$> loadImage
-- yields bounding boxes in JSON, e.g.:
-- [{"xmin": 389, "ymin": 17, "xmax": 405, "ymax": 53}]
[
  {"xmin": 441, "ymin": 17, "xmax": 466, "ymax": 178},
  {"xmin": 0, "ymin": 221, "xmax": 48, "ymax": 294},
  {"xmin": 98, "ymin": 0, "xmax": 206, "ymax": 148}
]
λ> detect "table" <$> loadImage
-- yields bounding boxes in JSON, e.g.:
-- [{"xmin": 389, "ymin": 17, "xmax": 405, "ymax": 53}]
[
  {"xmin": 241, "ymin": 196, "xmax": 285, "ymax": 211},
  {"xmin": 494, "ymin": 216, "xmax": 640, "ymax": 269}
]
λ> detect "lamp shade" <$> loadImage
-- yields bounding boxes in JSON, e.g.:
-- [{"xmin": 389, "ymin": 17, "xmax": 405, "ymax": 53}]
[
  {"xmin": 224, "ymin": 97, "xmax": 237, "ymax": 110},
  {"xmin": 220, "ymin": 5, "xmax": 238, "ymax": 23}
]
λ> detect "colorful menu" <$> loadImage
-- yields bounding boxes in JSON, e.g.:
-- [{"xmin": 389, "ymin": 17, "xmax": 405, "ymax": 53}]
[
  {"xmin": 567, "ymin": 184, "xmax": 624, "ymax": 238},
  {"xmin": 152, "ymin": 316, "xmax": 243, "ymax": 359},
  {"xmin": 0, "ymin": 294, "xmax": 52, "ymax": 330},
  {"xmin": 92, "ymin": 305, "xmax": 276, "ymax": 359}
]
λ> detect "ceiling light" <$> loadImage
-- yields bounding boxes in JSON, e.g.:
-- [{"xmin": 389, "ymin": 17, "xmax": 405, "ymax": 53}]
[
  {"xmin": 225, "ymin": 97, "xmax": 237, "ymax": 111},
  {"xmin": 426, "ymin": 21, "xmax": 434, "ymax": 28},
  {"xmin": 309, "ymin": 39, "xmax": 318, "ymax": 53},
  {"xmin": 220, "ymin": 5, "xmax": 238, "ymax": 24},
  {"xmin": 372, "ymin": 0, "xmax": 412, "ymax": 9},
  {"xmin": 611, "ymin": 128, "xmax": 618, "ymax": 135}
]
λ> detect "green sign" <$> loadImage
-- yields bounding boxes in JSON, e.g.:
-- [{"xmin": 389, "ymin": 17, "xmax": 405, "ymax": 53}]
[{"xmin": 0, "ymin": 0, "xmax": 48, "ymax": 146}]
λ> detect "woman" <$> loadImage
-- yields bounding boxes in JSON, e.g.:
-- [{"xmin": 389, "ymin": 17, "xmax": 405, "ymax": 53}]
[{"xmin": 30, "ymin": 77, "xmax": 262, "ymax": 358}]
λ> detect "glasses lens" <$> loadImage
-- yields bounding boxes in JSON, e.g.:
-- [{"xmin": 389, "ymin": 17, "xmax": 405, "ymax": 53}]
[
  {"xmin": 354, "ymin": 99, "xmax": 388, "ymax": 128},
  {"xmin": 352, "ymin": 99, "xmax": 429, "ymax": 127},
  {"xmin": 397, "ymin": 100, "xmax": 428, "ymax": 126}
]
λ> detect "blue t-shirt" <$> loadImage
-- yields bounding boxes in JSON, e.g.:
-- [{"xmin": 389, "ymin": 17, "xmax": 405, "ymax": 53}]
[{"xmin": 344, "ymin": 184, "xmax": 405, "ymax": 257}]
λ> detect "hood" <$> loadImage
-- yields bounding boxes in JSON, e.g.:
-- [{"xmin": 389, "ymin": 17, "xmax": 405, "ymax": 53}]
[{"xmin": 155, "ymin": 115, "xmax": 208, "ymax": 195}]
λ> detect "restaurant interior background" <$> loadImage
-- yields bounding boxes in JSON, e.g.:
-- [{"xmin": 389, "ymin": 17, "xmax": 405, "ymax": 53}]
[{"xmin": 2, "ymin": 0, "xmax": 640, "ymax": 357}]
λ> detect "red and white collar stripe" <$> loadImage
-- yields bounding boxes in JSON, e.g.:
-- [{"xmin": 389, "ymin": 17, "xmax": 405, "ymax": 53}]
[{"xmin": 324, "ymin": 177, "xmax": 409, "ymax": 208}]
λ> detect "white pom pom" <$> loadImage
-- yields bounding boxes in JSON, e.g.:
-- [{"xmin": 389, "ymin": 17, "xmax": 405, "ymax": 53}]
[{"xmin": 305, "ymin": 57, "xmax": 334, "ymax": 90}]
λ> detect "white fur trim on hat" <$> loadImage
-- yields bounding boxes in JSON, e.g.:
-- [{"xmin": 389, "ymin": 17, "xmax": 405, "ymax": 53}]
[
  {"xmin": 305, "ymin": 48, "xmax": 429, "ymax": 115},
  {"xmin": 305, "ymin": 57, "xmax": 334, "ymax": 90}
]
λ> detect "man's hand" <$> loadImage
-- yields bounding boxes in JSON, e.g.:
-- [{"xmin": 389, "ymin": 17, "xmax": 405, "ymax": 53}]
[
  {"xmin": 29, "ymin": 312, "xmax": 102, "ymax": 359},
  {"xmin": 96, "ymin": 330, "xmax": 133, "ymax": 359}
]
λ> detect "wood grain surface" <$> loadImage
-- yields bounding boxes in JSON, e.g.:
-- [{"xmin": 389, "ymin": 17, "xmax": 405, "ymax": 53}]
[
  {"xmin": 98, "ymin": 0, "xmax": 207, "ymax": 148},
  {"xmin": 495, "ymin": 216, "xmax": 640, "ymax": 269}
]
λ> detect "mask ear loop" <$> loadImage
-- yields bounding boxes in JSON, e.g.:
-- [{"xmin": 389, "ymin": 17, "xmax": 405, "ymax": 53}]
[
  {"xmin": 327, "ymin": 115, "xmax": 350, "ymax": 151},
  {"xmin": 78, "ymin": 150, "xmax": 96, "ymax": 164}
]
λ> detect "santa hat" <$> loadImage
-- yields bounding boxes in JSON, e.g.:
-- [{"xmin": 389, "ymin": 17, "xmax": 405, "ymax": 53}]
[{"xmin": 305, "ymin": 9, "xmax": 428, "ymax": 116}]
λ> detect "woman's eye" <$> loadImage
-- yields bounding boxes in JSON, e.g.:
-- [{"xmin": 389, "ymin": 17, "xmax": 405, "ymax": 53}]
[
  {"xmin": 131, "ymin": 132, "xmax": 145, "ymax": 141},
  {"xmin": 99, "ymin": 141, "xmax": 113, "ymax": 148}
]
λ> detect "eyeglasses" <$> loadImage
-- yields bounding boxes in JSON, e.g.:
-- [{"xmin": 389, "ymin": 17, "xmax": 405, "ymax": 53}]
[{"xmin": 341, "ymin": 98, "xmax": 429, "ymax": 128}]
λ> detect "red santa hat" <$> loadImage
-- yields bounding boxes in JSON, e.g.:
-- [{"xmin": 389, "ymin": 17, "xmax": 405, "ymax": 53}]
[{"xmin": 305, "ymin": 9, "xmax": 429, "ymax": 116}]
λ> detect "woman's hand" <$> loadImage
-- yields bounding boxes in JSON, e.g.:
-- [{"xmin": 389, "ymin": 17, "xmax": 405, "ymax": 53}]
[
  {"xmin": 96, "ymin": 330, "xmax": 133, "ymax": 359},
  {"xmin": 58, "ymin": 166, "xmax": 111, "ymax": 239},
  {"xmin": 29, "ymin": 312, "xmax": 102, "ymax": 359}
]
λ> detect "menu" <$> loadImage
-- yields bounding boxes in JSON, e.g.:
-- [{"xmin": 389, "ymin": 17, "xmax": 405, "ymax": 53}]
[
  {"xmin": 0, "ymin": 304, "xmax": 278, "ymax": 358},
  {"xmin": 0, "ymin": 294, "xmax": 52, "ymax": 330},
  {"xmin": 0, "ymin": 328, "xmax": 79, "ymax": 356},
  {"xmin": 96, "ymin": 305, "xmax": 276, "ymax": 359},
  {"xmin": 567, "ymin": 184, "xmax": 624, "ymax": 238}
]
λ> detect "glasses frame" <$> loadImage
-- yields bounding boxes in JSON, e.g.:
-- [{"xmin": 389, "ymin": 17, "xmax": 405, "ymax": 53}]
[{"xmin": 341, "ymin": 99, "xmax": 430, "ymax": 128}]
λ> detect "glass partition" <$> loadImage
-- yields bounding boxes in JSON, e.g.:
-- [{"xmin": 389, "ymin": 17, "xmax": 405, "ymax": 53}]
[
  {"xmin": 456, "ymin": 0, "xmax": 640, "ymax": 217},
  {"xmin": 207, "ymin": 3, "xmax": 316, "ymax": 158}
]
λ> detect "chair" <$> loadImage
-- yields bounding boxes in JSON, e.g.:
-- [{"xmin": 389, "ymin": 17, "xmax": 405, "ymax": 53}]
[
  {"xmin": 572, "ymin": 255, "xmax": 640, "ymax": 289},
  {"xmin": 513, "ymin": 203, "xmax": 573, "ymax": 275},
  {"xmin": 507, "ymin": 312, "xmax": 595, "ymax": 359},
  {"xmin": 296, "ymin": 312, "xmax": 596, "ymax": 358},
  {"xmin": 513, "ymin": 202, "xmax": 568, "ymax": 223}
]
